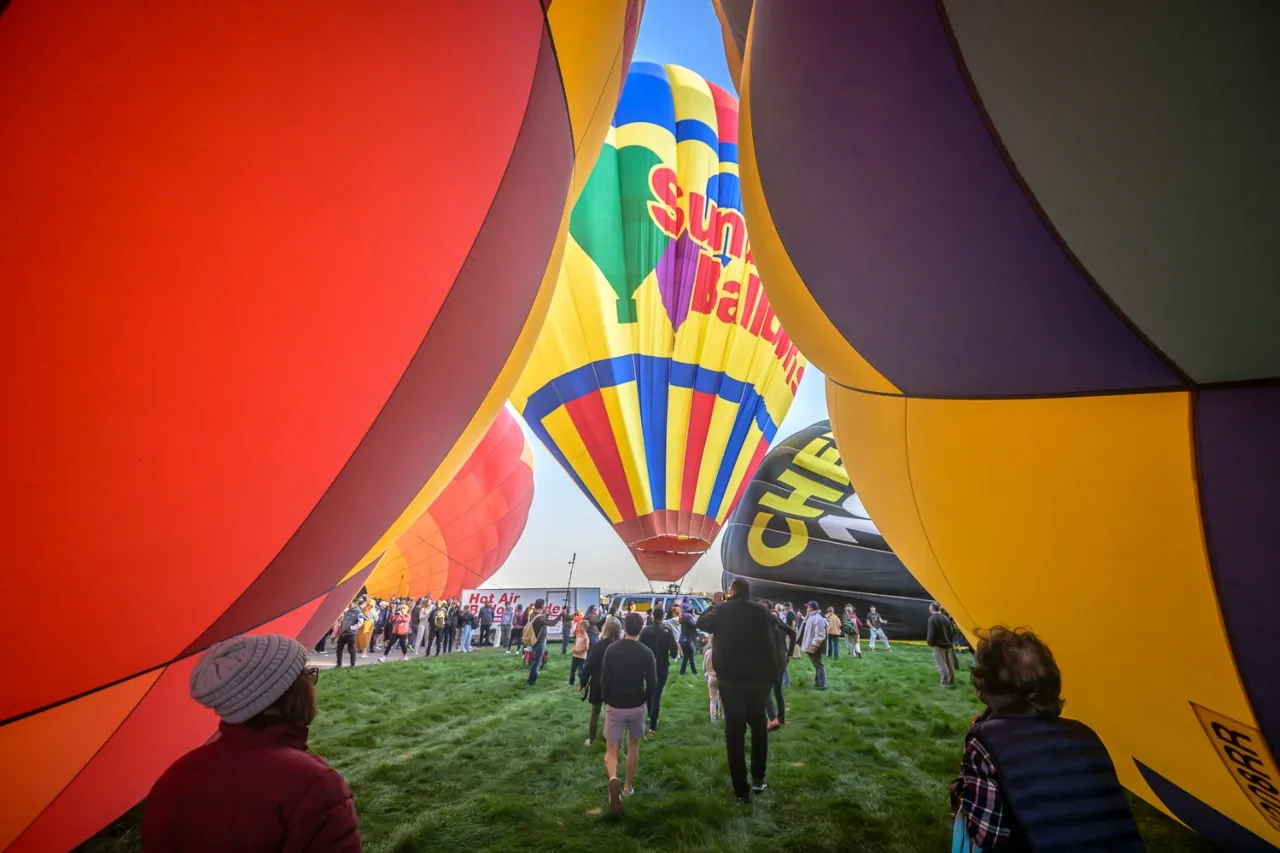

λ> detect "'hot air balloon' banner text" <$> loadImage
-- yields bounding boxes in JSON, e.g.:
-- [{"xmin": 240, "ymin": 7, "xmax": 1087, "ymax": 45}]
[{"xmin": 512, "ymin": 62, "xmax": 805, "ymax": 583}]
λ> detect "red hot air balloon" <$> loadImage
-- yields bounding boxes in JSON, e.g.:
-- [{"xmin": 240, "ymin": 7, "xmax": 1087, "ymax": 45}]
[
  {"xmin": 366, "ymin": 408, "xmax": 535, "ymax": 601},
  {"xmin": 0, "ymin": 2, "xmax": 642, "ymax": 849}
]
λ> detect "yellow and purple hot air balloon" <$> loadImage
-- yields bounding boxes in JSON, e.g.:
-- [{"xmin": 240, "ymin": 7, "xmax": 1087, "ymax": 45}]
[
  {"xmin": 512, "ymin": 62, "xmax": 804, "ymax": 583},
  {"xmin": 719, "ymin": 1, "xmax": 1280, "ymax": 848}
]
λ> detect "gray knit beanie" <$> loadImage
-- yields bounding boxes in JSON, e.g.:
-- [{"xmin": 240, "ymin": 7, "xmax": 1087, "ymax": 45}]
[{"xmin": 189, "ymin": 634, "xmax": 308, "ymax": 724}]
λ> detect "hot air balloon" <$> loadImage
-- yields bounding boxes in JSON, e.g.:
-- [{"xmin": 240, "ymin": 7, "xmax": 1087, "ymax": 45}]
[
  {"xmin": 511, "ymin": 62, "xmax": 805, "ymax": 583},
  {"xmin": 720, "ymin": 420, "xmax": 932, "ymax": 638},
  {"xmin": 365, "ymin": 408, "xmax": 535, "ymax": 601},
  {"xmin": 719, "ymin": 1, "xmax": 1280, "ymax": 848},
  {"xmin": 0, "ymin": 1, "xmax": 641, "ymax": 848}
]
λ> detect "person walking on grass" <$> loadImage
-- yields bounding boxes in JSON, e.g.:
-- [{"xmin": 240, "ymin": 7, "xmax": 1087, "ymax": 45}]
[
  {"xmin": 334, "ymin": 602, "xmax": 364, "ymax": 669},
  {"xmin": 429, "ymin": 601, "xmax": 447, "ymax": 656},
  {"xmin": 600, "ymin": 612, "xmax": 656, "ymax": 816},
  {"xmin": 459, "ymin": 605, "xmax": 474, "ymax": 653},
  {"xmin": 569, "ymin": 614, "xmax": 590, "ymax": 685},
  {"xmin": 637, "ymin": 604, "xmax": 680, "ymax": 734},
  {"xmin": 926, "ymin": 602, "xmax": 955, "ymax": 687},
  {"xmin": 842, "ymin": 605, "xmax": 863, "ymax": 658},
  {"xmin": 867, "ymin": 606, "xmax": 891, "ymax": 650},
  {"xmin": 694, "ymin": 578, "xmax": 781, "ymax": 804},
  {"xmin": 524, "ymin": 599, "xmax": 551, "ymax": 685},
  {"xmin": 951, "ymin": 626, "xmax": 1142, "ymax": 851},
  {"xmin": 764, "ymin": 600, "xmax": 796, "ymax": 731},
  {"xmin": 411, "ymin": 599, "xmax": 429, "ymax": 655},
  {"xmin": 143, "ymin": 635, "xmax": 361, "ymax": 852},
  {"xmin": 825, "ymin": 606, "xmax": 842, "ymax": 659},
  {"xmin": 499, "ymin": 603, "xmax": 514, "ymax": 651},
  {"xmin": 508, "ymin": 604, "xmax": 526, "ymax": 654},
  {"xmin": 580, "ymin": 616, "xmax": 622, "ymax": 746},
  {"xmin": 703, "ymin": 635, "xmax": 720, "ymax": 720},
  {"xmin": 378, "ymin": 605, "xmax": 412, "ymax": 662},
  {"xmin": 799, "ymin": 601, "xmax": 829, "ymax": 691}
]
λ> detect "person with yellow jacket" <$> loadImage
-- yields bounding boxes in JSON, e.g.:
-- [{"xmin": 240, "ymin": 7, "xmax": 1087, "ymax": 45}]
[{"xmin": 825, "ymin": 607, "xmax": 842, "ymax": 659}]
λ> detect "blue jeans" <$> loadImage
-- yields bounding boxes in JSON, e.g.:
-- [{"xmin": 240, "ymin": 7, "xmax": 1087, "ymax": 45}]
[
  {"xmin": 461, "ymin": 624, "xmax": 472, "ymax": 652},
  {"xmin": 827, "ymin": 636, "xmax": 839, "ymax": 658},
  {"xmin": 646, "ymin": 669, "xmax": 669, "ymax": 731},
  {"xmin": 679, "ymin": 638, "xmax": 698, "ymax": 674},
  {"xmin": 808, "ymin": 652, "xmax": 827, "ymax": 689},
  {"xmin": 782, "ymin": 660, "xmax": 790, "ymax": 688},
  {"xmin": 527, "ymin": 640, "xmax": 546, "ymax": 684}
]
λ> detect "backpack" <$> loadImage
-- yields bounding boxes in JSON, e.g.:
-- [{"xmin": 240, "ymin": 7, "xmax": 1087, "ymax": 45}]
[
  {"xmin": 521, "ymin": 614, "xmax": 539, "ymax": 646},
  {"xmin": 844, "ymin": 615, "xmax": 860, "ymax": 636},
  {"xmin": 433, "ymin": 608, "xmax": 446, "ymax": 628}
]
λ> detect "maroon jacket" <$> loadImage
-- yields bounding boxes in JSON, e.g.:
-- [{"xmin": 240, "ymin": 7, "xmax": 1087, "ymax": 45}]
[{"xmin": 143, "ymin": 722, "xmax": 360, "ymax": 853}]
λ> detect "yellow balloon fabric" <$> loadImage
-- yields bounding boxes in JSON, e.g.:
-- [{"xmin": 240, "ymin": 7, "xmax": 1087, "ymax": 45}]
[{"xmin": 730, "ymin": 1, "xmax": 1280, "ymax": 848}]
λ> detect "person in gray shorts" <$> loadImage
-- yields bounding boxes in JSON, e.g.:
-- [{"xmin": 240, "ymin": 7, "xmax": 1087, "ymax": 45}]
[{"xmin": 599, "ymin": 612, "xmax": 656, "ymax": 816}]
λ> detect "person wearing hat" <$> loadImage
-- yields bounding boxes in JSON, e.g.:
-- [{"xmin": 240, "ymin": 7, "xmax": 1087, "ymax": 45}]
[{"xmin": 143, "ymin": 634, "xmax": 360, "ymax": 852}]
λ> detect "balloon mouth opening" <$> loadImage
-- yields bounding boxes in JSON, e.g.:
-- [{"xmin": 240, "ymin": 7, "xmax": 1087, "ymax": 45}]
[{"xmin": 633, "ymin": 534, "xmax": 712, "ymax": 556}]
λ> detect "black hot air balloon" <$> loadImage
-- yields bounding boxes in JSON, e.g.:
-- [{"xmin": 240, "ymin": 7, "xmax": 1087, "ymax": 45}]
[{"xmin": 720, "ymin": 420, "xmax": 934, "ymax": 638}]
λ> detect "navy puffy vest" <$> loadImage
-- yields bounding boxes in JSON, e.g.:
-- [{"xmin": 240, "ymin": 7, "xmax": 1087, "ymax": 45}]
[{"xmin": 969, "ymin": 714, "xmax": 1144, "ymax": 852}]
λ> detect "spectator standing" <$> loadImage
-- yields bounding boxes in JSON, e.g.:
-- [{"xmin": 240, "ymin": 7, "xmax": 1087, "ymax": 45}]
[
  {"xmin": 950, "ymin": 627, "xmax": 1142, "ymax": 851},
  {"xmin": 569, "ymin": 616, "xmax": 590, "ymax": 685},
  {"xmin": 695, "ymin": 578, "xmax": 782, "ymax": 803},
  {"xmin": 508, "ymin": 604, "xmax": 526, "ymax": 654},
  {"xmin": 478, "ymin": 602, "xmax": 494, "ymax": 647},
  {"xmin": 600, "ymin": 612, "xmax": 656, "ymax": 816},
  {"xmin": 334, "ymin": 603, "xmax": 363, "ymax": 669},
  {"xmin": 764, "ymin": 603, "xmax": 796, "ymax": 731},
  {"xmin": 842, "ymin": 605, "xmax": 863, "ymax": 658},
  {"xmin": 825, "ymin": 606, "xmax": 842, "ymax": 659},
  {"xmin": 675, "ymin": 604, "xmax": 699, "ymax": 675},
  {"xmin": 524, "ymin": 599, "xmax": 551, "ymax": 685},
  {"xmin": 560, "ymin": 605, "xmax": 574, "ymax": 655},
  {"xmin": 798, "ymin": 601, "xmax": 829, "ymax": 691},
  {"xmin": 499, "ymin": 603, "xmax": 514, "ymax": 651},
  {"xmin": 927, "ymin": 602, "xmax": 955, "ymax": 687}
]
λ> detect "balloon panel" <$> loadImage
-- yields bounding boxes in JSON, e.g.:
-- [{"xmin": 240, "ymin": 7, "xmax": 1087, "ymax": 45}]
[
  {"xmin": 365, "ymin": 408, "xmax": 535, "ymax": 601},
  {"xmin": 731, "ymin": 1, "xmax": 1280, "ymax": 847},
  {"xmin": 1, "ymin": 1, "xmax": 640, "ymax": 847},
  {"xmin": 513, "ymin": 61, "xmax": 804, "ymax": 582},
  {"xmin": 720, "ymin": 420, "xmax": 932, "ymax": 637}
]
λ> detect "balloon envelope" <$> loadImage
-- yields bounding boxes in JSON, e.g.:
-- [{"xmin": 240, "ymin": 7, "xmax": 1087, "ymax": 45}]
[
  {"xmin": 512, "ymin": 62, "xmax": 805, "ymax": 583},
  {"xmin": 720, "ymin": 420, "xmax": 932, "ymax": 638},
  {"xmin": 0, "ymin": 1, "xmax": 640, "ymax": 849},
  {"xmin": 726, "ymin": 1, "xmax": 1280, "ymax": 848},
  {"xmin": 366, "ymin": 408, "xmax": 535, "ymax": 601}
]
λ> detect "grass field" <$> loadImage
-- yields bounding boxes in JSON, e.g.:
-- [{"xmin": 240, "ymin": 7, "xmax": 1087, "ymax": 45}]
[{"xmin": 82, "ymin": 643, "xmax": 1218, "ymax": 852}]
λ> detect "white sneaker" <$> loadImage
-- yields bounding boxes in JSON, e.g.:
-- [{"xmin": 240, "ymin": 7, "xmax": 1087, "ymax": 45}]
[
  {"xmin": 584, "ymin": 738, "xmax": 594, "ymax": 747},
  {"xmin": 378, "ymin": 656, "xmax": 386, "ymax": 662}
]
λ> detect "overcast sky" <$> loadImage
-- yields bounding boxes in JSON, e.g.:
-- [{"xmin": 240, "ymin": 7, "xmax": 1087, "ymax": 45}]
[{"xmin": 486, "ymin": 0, "xmax": 829, "ymax": 594}]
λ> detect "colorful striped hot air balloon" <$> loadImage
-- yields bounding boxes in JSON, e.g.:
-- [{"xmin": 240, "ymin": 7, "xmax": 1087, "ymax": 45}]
[
  {"xmin": 0, "ymin": 1, "xmax": 641, "ymax": 849},
  {"xmin": 718, "ymin": 1, "xmax": 1280, "ymax": 848},
  {"xmin": 512, "ymin": 62, "xmax": 805, "ymax": 583},
  {"xmin": 365, "ymin": 408, "xmax": 534, "ymax": 601}
]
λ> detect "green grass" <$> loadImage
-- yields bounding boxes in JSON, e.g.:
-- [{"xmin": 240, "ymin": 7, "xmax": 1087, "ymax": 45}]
[{"xmin": 82, "ymin": 644, "xmax": 1217, "ymax": 852}]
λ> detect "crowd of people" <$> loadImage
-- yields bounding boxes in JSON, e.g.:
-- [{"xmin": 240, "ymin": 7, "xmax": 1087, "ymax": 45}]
[{"xmin": 140, "ymin": 582, "xmax": 1146, "ymax": 852}]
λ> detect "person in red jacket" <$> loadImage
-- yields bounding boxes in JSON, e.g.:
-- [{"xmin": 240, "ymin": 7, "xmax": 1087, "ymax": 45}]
[{"xmin": 143, "ymin": 634, "xmax": 361, "ymax": 853}]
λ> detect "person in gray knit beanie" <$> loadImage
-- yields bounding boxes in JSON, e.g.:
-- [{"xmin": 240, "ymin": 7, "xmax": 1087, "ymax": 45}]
[{"xmin": 190, "ymin": 634, "xmax": 309, "ymax": 723}]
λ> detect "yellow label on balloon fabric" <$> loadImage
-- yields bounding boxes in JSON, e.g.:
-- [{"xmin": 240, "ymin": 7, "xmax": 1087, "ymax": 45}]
[{"xmin": 1192, "ymin": 703, "xmax": 1280, "ymax": 831}]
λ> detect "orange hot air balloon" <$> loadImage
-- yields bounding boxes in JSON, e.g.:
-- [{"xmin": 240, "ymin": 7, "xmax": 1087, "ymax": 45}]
[
  {"xmin": 0, "ymin": 1, "xmax": 642, "ymax": 849},
  {"xmin": 366, "ymin": 408, "xmax": 535, "ymax": 601}
]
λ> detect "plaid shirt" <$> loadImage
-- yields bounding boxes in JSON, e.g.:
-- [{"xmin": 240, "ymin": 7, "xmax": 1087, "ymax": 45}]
[{"xmin": 953, "ymin": 735, "xmax": 1012, "ymax": 848}]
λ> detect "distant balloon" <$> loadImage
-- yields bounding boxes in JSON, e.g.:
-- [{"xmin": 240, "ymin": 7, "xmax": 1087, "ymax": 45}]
[
  {"xmin": 512, "ymin": 62, "xmax": 805, "ymax": 583},
  {"xmin": 366, "ymin": 408, "xmax": 534, "ymax": 601},
  {"xmin": 0, "ymin": 1, "xmax": 641, "ymax": 849},
  {"xmin": 718, "ymin": 1, "xmax": 1280, "ymax": 848},
  {"xmin": 721, "ymin": 420, "xmax": 932, "ymax": 637}
]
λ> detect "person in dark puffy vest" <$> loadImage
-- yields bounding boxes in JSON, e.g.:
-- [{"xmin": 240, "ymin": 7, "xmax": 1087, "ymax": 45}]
[{"xmin": 950, "ymin": 626, "xmax": 1143, "ymax": 852}]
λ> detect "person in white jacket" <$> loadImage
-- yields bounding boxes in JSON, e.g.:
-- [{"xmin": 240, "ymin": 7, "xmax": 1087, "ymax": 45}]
[
  {"xmin": 798, "ymin": 601, "xmax": 830, "ymax": 691},
  {"xmin": 703, "ymin": 636, "xmax": 719, "ymax": 720}
]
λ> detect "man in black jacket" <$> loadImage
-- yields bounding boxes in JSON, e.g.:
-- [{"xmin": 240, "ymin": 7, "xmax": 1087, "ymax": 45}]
[
  {"xmin": 695, "ymin": 578, "xmax": 782, "ymax": 803},
  {"xmin": 600, "ymin": 613, "xmax": 656, "ymax": 816},
  {"xmin": 927, "ymin": 602, "xmax": 955, "ymax": 687},
  {"xmin": 637, "ymin": 605, "xmax": 680, "ymax": 734}
]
